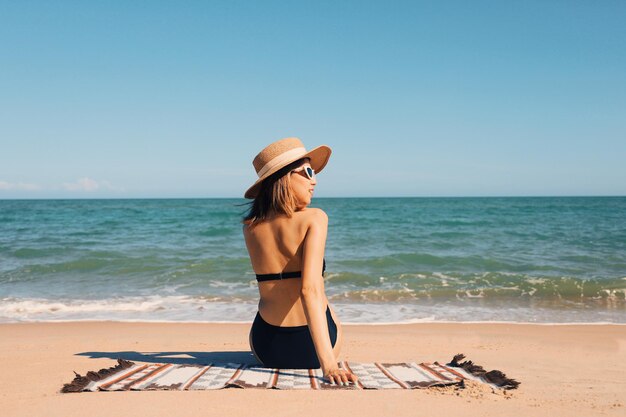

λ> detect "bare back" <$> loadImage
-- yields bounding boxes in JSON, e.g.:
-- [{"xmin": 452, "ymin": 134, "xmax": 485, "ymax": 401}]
[{"xmin": 243, "ymin": 207, "xmax": 327, "ymax": 327}]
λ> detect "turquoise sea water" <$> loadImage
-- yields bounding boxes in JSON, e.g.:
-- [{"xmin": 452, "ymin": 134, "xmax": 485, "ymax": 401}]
[{"xmin": 1, "ymin": 197, "xmax": 625, "ymax": 323}]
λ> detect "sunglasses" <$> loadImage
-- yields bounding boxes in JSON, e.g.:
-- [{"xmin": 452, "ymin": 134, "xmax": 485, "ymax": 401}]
[{"xmin": 291, "ymin": 166, "xmax": 316, "ymax": 180}]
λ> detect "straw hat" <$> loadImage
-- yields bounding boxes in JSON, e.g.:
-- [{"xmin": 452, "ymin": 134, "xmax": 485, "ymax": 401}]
[{"xmin": 244, "ymin": 137, "xmax": 332, "ymax": 199}]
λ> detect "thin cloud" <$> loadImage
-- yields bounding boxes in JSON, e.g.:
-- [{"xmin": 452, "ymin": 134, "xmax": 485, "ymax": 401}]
[
  {"xmin": 63, "ymin": 177, "xmax": 99, "ymax": 191},
  {"xmin": 0, "ymin": 181, "xmax": 42, "ymax": 191},
  {"xmin": 62, "ymin": 177, "xmax": 124, "ymax": 192}
]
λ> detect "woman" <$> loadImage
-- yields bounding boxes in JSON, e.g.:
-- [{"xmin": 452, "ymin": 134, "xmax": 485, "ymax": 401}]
[{"xmin": 242, "ymin": 137, "xmax": 358, "ymax": 386}]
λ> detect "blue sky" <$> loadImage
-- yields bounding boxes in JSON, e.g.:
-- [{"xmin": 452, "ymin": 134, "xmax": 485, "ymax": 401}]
[{"xmin": 1, "ymin": 1, "xmax": 625, "ymax": 198}]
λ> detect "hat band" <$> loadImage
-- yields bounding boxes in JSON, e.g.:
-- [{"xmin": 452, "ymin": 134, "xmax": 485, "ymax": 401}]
[{"xmin": 256, "ymin": 147, "xmax": 307, "ymax": 178}]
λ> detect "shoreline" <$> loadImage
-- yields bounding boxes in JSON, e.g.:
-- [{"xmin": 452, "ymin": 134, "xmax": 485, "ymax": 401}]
[
  {"xmin": 2, "ymin": 319, "xmax": 626, "ymax": 326},
  {"xmin": 2, "ymin": 321, "xmax": 624, "ymax": 417},
  {"xmin": 4, "ymin": 296, "xmax": 624, "ymax": 325}
]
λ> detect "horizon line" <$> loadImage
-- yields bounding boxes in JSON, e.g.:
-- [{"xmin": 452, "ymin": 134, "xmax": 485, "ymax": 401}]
[{"xmin": 1, "ymin": 195, "xmax": 625, "ymax": 201}]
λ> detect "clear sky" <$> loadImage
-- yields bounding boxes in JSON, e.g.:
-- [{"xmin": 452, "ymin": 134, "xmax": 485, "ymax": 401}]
[{"xmin": 1, "ymin": 1, "xmax": 625, "ymax": 198}]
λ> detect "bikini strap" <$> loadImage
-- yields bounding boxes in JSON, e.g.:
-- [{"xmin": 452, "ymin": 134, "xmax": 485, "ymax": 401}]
[
  {"xmin": 255, "ymin": 270, "xmax": 302, "ymax": 282},
  {"xmin": 255, "ymin": 258, "xmax": 326, "ymax": 282}
]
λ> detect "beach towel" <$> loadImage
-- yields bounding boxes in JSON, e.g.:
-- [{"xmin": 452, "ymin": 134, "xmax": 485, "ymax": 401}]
[{"xmin": 61, "ymin": 353, "xmax": 519, "ymax": 392}]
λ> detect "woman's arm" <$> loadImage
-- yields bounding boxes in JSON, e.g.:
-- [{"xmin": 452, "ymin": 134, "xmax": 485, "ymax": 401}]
[{"xmin": 300, "ymin": 208, "xmax": 357, "ymax": 385}]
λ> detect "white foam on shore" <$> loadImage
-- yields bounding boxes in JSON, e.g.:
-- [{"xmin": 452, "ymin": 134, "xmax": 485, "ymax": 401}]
[
  {"xmin": 3, "ymin": 318, "xmax": 625, "ymax": 326},
  {"xmin": 341, "ymin": 320, "xmax": 626, "ymax": 326},
  {"xmin": 1, "ymin": 296, "xmax": 624, "ymax": 325}
]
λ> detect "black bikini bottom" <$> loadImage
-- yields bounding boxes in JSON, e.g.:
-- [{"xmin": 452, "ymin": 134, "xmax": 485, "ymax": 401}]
[{"xmin": 250, "ymin": 306, "xmax": 337, "ymax": 369}]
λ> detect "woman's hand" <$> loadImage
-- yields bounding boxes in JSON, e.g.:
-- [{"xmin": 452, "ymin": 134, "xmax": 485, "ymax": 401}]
[{"xmin": 324, "ymin": 367, "xmax": 359, "ymax": 385}]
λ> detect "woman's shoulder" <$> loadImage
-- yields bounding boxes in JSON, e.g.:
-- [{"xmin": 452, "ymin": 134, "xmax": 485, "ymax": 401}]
[
  {"xmin": 295, "ymin": 207, "xmax": 328, "ymax": 225},
  {"xmin": 242, "ymin": 208, "xmax": 327, "ymax": 235}
]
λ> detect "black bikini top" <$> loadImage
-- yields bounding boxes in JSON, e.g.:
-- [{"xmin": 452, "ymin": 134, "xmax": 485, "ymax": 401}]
[{"xmin": 256, "ymin": 259, "xmax": 326, "ymax": 282}]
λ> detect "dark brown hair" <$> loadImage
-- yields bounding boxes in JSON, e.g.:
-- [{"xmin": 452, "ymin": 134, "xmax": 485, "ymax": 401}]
[{"xmin": 242, "ymin": 158, "xmax": 309, "ymax": 226}]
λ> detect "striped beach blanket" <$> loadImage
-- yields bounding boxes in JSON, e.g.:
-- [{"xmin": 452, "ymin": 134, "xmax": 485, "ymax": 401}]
[{"xmin": 61, "ymin": 354, "xmax": 519, "ymax": 392}]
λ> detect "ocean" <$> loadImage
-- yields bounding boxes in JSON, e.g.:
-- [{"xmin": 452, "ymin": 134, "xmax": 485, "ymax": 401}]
[{"xmin": 1, "ymin": 197, "xmax": 625, "ymax": 324}]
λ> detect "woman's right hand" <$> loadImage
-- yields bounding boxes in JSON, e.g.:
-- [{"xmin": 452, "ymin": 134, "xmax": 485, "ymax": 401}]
[{"xmin": 324, "ymin": 367, "xmax": 359, "ymax": 385}]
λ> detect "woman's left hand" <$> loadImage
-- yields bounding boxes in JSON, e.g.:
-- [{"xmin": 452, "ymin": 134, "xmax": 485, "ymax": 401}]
[{"xmin": 324, "ymin": 367, "xmax": 359, "ymax": 385}]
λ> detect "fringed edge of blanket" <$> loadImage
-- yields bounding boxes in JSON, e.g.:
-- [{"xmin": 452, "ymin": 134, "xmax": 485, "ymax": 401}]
[
  {"xmin": 447, "ymin": 353, "xmax": 520, "ymax": 390},
  {"xmin": 60, "ymin": 358, "xmax": 136, "ymax": 393}
]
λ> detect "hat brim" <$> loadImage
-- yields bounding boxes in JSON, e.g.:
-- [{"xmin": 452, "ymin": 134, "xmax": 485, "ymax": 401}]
[{"xmin": 244, "ymin": 145, "xmax": 331, "ymax": 199}]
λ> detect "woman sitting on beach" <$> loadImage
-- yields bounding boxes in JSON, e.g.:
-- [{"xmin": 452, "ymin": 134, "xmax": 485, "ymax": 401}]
[{"xmin": 242, "ymin": 137, "xmax": 358, "ymax": 386}]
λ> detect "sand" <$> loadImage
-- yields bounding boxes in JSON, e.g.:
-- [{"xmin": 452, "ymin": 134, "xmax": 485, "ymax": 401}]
[{"xmin": 1, "ymin": 321, "xmax": 624, "ymax": 417}]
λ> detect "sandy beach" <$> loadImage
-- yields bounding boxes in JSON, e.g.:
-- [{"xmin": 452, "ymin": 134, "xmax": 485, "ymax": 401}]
[{"xmin": 1, "ymin": 321, "xmax": 624, "ymax": 417}]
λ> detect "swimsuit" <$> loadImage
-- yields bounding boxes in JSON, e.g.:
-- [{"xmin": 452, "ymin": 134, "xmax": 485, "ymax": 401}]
[{"xmin": 250, "ymin": 259, "xmax": 337, "ymax": 369}]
